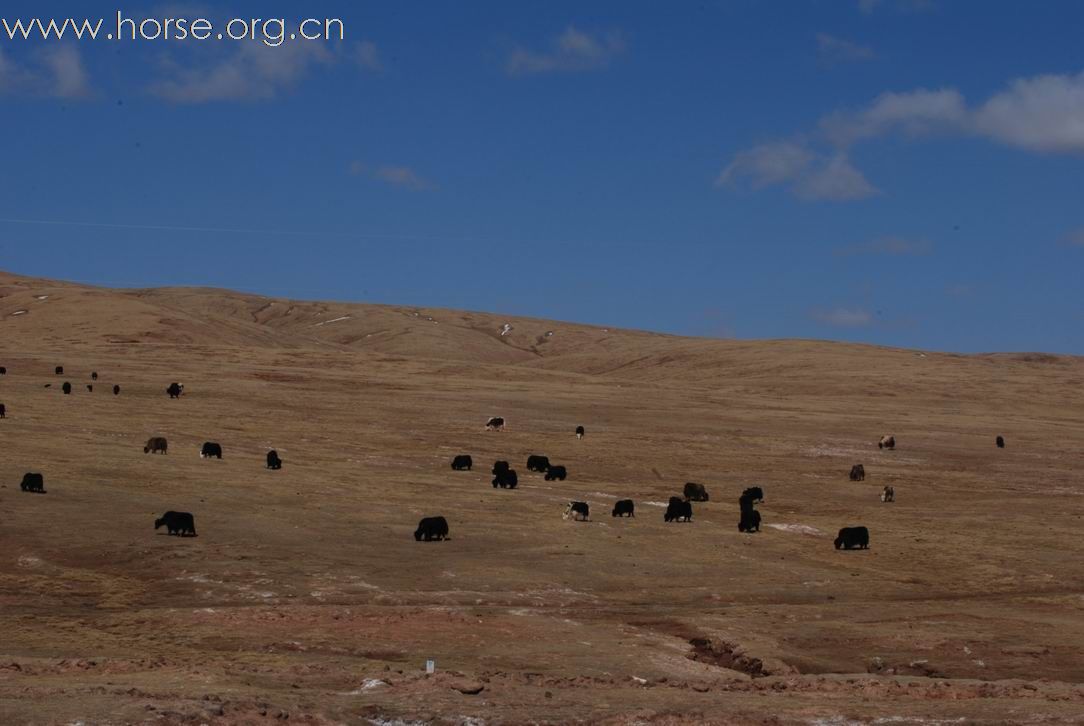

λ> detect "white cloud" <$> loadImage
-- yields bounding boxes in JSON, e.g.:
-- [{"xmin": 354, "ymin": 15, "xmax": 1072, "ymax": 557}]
[
  {"xmin": 719, "ymin": 68, "xmax": 1084, "ymax": 200},
  {"xmin": 820, "ymin": 88, "xmax": 967, "ymax": 146},
  {"xmin": 973, "ymin": 71, "xmax": 1084, "ymax": 153},
  {"xmin": 354, "ymin": 40, "xmax": 382, "ymax": 72},
  {"xmin": 816, "ymin": 33, "xmax": 874, "ymax": 64},
  {"xmin": 945, "ymin": 283, "xmax": 976, "ymax": 298},
  {"xmin": 506, "ymin": 26, "xmax": 626, "ymax": 76},
  {"xmin": 794, "ymin": 154, "xmax": 879, "ymax": 200},
  {"xmin": 810, "ymin": 307, "xmax": 873, "ymax": 327},
  {"xmin": 350, "ymin": 162, "xmax": 434, "ymax": 191},
  {"xmin": 0, "ymin": 44, "xmax": 92, "ymax": 99},
  {"xmin": 1063, "ymin": 227, "xmax": 1084, "ymax": 247},
  {"xmin": 717, "ymin": 142, "xmax": 877, "ymax": 201},
  {"xmin": 716, "ymin": 141, "xmax": 815, "ymax": 188},
  {"xmin": 40, "ymin": 45, "xmax": 92, "ymax": 98},
  {"xmin": 836, "ymin": 236, "xmax": 933, "ymax": 256},
  {"xmin": 151, "ymin": 38, "xmax": 378, "ymax": 103},
  {"xmin": 151, "ymin": 39, "xmax": 334, "ymax": 103},
  {"xmin": 858, "ymin": 0, "xmax": 936, "ymax": 13}
]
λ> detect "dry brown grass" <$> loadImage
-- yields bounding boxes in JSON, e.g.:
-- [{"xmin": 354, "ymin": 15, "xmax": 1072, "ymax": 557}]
[{"xmin": 2, "ymin": 270, "xmax": 1084, "ymax": 724}]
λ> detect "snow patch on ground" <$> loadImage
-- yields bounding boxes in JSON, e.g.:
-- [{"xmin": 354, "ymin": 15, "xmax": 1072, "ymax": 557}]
[
  {"xmin": 346, "ymin": 678, "xmax": 387, "ymax": 694},
  {"xmin": 643, "ymin": 501, "xmax": 668, "ymax": 508},
  {"xmin": 767, "ymin": 523, "xmax": 824, "ymax": 536}
]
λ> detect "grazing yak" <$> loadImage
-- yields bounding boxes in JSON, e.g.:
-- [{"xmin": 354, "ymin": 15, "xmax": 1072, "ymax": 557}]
[
  {"xmin": 415, "ymin": 516, "xmax": 449, "ymax": 542},
  {"xmin": 0, "ymin": 366, "xmax": 6, "ymax": 374},
  {"xmin": 144, "ymin": 437, "xmax": 168, "ymax": 454},
  {"xmin": 167, "ymin": 382, "xmax": 184, "ymax": 399},
  {"xmin": 664, "ymin": 496, "xmax": 693, "ymax": 522},
  {"xmin": 738, "ymin": 508, "xmax": 761, "ymax": 533},
  {"xmin": 451, "ymin": 454, "xmax": 473, "ymax": 471},
  {"xmin": 996, "ymin": 435, "xmax": 1005, "ymax": 449},
  {"xmin": 741, "ymin": 487, "xmax": 764, "ymax": 504},
  {"xmin": 835, "ymin": 526, "xmax": 870, "ymax": 550},
  {"xmin": 849, "ymin": 464, "xmax": 865, "ymax": 481},
  {"xmin": 492, "ymin": 469, "xmax": 518, "ymax": 489},
  {"xmin": 575, "ymin": 425, "xmax": 585, "ymax": 439},
  {"xmin": 683, "ymin": 482, "xmax": 709, "ymax": 502},
  {"xmin": 492, "ymin": 460, "xmax": 510, "ymax": 475},
  {"xmin": 20, "ymin": 472, "xmax": 46, "ymax": 493},
  {"xmin": 0, "ymin": 403, "xmax": 5, "ymax": 419},
  {"xmin": 55, "ymin": 366, "xmax": 63, "ymax": 375},
  {"xmin": 266, "ymin": 450, "xmax": 282, "ymax": 470},
  {"xmin": 881, "ymin": 486, "xmax": 895, "ymax": 503},
  {"xmin": 155, "ymin": 511, "xmax": 197, "ymax": 537},
  {"xmin": 61, "ymin": 382, "xmax": 72, "ymax": 395},
  {"xmin": 878, "ymin": 435, "xmax": 895, "ymax": 450},
  {"xmin": 91, "ymin": 371, "xmax": 98, "ymax": 380},
  {"xmin": 564, "ymin": 501, "xmax": 590, "ymax": 521},
  {"xmin": 485, "ymin": 416, "xmax": 505, "ymax": 431},
  {"xmin": 86, "ymin": 384, "xmax": 93, "ymax": 392},
  {"xmin": 200, "ymin": 442, "xmax": 223, "ymax": 459},
  {"xmin": 113, "ymin": 385, "xmax": 120, "ymax": 395},
  {"xmin": 738, "ymin": 488, "xmax": 763, "ymax": 533},
  {"xmin": 612, "ymin": 499, "xmax": 635, "ymax": 518},
  {"xmin": 544, "ymin": 465, "xmax": 567, "ymax": 481},
  {"xmin": 526, "ymin": 454, "xmax": 550, "ymax": 472}
]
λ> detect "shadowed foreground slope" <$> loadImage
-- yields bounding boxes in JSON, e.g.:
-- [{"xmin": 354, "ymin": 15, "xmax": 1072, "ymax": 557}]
[{"xmin": 2, "ymin": 271, "xmax": 1084, "ymax": 724}]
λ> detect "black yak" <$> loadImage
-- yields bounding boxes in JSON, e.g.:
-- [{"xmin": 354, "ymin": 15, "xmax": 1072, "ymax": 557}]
[
  {"xmin": 544, "ymin": 465, "xmax": 567, "ymax": 481},
  {"xmin": 166, "ymin": 382, "xmax": 184, "ymax": 398},
  {"xmin": 91, "ymin": 371, "xmax": 98, "ymax": 380},
  {"xmin": 741, "ymin": 487, "xmax": 764, "ymax": 504},
  {"xmin": 55, "ymin": 366, "xmax": 63, "ymax": 375},
  {"xmin": 0, "ymin": 403, "xmax": 5, "ymax": 419},
  {"xmin": 200, "ymin": 442, "xmax": 223, "ymax": 459},
  {"xmin": 113, "ymin": 385, "xmax": 120, "ymax": 395},
  {"xmin": 61, "ymin": 381, "xmax": 72, "ymax": 395},
  {"xmin": 0, "ymin": 366, "xmax": 6, "ymax": 374},
  {"xmin": 849, "ymin": 464, "xmax": 865, "ymax": 481},
  {"xmin": 451, "ymin": 454, "xmax": 472, "ymax": 471},
  {"xmin": 738, "ymin": 509, "xmax": 761, "ymax": 533},
  {"xmin": 492, "ymin": 469, "xmax": 518, "ymax": 489},
  {"xmin": 414, "ymin": 516, "xmax": 449, "ymax": 541},
  {"xmin": 575, "ymin": 425, "xmax": 585, "ymax": 439},
  {"xmin": 20, "ymin": 472, "xmax": 45, "ymax": 493},
  {"xmin": 86, "ymin": 384, "xmax": 93, "ymax": 392},
  {"xmin": 155, "ymin": 511, "xmax": 196, "ymax": 536},
  {"xmin": 564, "ymin": 501, "xmax": 590, "ymax": 521},
  {"xmin": 684, "ymin": 482, "xmax": 709, "ymax": 502},
  {"xmin": 835, "ymin": 526, "xmax": 870, "ymax": 550},
  {"xmin": 485, "ymin": 416, "xmax": 505, "ymax": 431},
  {"xmin": 878, "ymin": 435, "xmax": 895, "ymax": 450},
  {"xmin": 144, "ymin": 437, "xmax": 168, "ymax": 454},
  {"xmin": 266, "ymin": 450, "xmax": 282, "ymax": 470},
  {"xmin": 881, "ymin": 486, "xmax": 895, "ymax": 503},
  {"xmin": 996, "ymin": 435, "xmax": 1005, "ymax": 449},
  {"xmin": 526, "ymin": 454, "xmax": 550, "ymax": 472},
  {"xmin": 612, "ymin": 499, "xmax": 635, "ymax": 518},
  {"xmin": 664, "ymin": 496, "xmax": 692, "ymax": 522}
]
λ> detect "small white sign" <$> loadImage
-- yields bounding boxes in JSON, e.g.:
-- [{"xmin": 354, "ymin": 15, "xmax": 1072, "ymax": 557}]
[{"xmin": 425, "ymin": 659, "xmax": 435, "ymax": 674}]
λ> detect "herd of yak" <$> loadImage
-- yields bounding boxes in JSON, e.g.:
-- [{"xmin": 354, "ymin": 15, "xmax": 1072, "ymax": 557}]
[{"xmin": 2, "ymin": 365, "xmax": 1008, "ymax": 553}]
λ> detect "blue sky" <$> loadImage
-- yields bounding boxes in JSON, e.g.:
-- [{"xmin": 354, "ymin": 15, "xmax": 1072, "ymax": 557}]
[{"xmin": 1, "ymin": 1, "xmax": 1082, "ymax": 353}]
